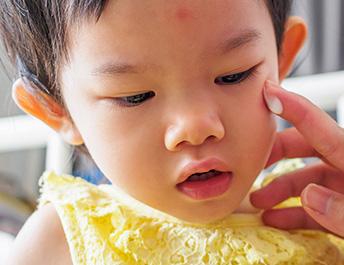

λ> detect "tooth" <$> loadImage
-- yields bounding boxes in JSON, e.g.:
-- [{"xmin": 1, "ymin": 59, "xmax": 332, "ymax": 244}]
[
  {"xmin": 204, "ymin": 172, "xmax": 212, "ymax": 178},
  {"xmin": 203, "ymin": 172, "xmax": 213, "ymax": 179},
  {"xmin": 189, "ymin": 175, "xmax": 200, "ymax": 181},
  {"xmin": 187, "ymin": 170, "xmax": 222, "ymax": 182},
  {"xmin": 200, "ymin": 175, "xmax": 207, "ymax": 180}
]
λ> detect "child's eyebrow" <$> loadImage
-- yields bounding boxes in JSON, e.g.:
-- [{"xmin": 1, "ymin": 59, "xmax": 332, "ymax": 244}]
[
  {"xmin": 217, "ymin": 29, "xmax": 261, "ymax": 54},
  {"xmin": 91, "ymin": 28, "xmax": 261, "ymax": 77},
  {"xmin": 91, "ymin": 62, "xmax": 149, "ymax": 76}
]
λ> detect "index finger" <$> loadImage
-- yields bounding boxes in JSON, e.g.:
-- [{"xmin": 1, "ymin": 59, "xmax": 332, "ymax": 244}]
[{"xmin": 264, "ymin": 80, "xmax": 344, "ymax": 172}]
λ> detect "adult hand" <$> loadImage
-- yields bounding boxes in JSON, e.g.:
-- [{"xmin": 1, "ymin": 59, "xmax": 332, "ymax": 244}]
[{"xmin": 250, "ymin": 80, "xmax": 344, "ymax": 237}]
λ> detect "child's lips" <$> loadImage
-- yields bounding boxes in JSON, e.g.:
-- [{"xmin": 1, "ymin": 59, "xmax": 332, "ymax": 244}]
[
  {"xmin": 176, "ymin": 172, "xmax": 233, "ymax": 200},
  {"xmin": 176, "ymin": 157, "xmax": 231, "ymax": 184},
  {"xmin": 175, "ymin": 157, "xmax": 233, "ymax": 200}
]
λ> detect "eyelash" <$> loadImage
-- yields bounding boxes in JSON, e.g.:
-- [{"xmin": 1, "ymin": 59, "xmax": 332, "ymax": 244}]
[
  {"xmin": 214, "ymin": 66, "xmax": 258, "ymax": 85},
  {"xmin": 114, "ymin": 91, "xmax": 156, "ymax": 107},
  {"xmin": 111, "ymin": 66, "xmax": 258, "ymax": 107}
]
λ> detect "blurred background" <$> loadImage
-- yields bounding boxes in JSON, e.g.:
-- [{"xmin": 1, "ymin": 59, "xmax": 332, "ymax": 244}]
[{"xmin": 0, "ymin": 0, "xmax": 344, "ymax": 256}]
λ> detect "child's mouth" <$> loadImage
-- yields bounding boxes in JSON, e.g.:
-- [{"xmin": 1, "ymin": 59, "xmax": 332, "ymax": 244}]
[
  {"xmin": 176, "ymin": 170, "xmax": 233, "ymax": 200},
  {"xmin": 187, "ymin": 169, "xmax": 221, "ymax": 181}
]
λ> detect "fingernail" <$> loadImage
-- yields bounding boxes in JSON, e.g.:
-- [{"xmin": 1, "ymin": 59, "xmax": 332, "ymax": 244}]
[
  {"xmin": 303, "ymin": 184, "xmax": 331, "ymax": 215},
  {"xmin": 264, "ymin": 81, "xmax": 283, "ymax": 115}
]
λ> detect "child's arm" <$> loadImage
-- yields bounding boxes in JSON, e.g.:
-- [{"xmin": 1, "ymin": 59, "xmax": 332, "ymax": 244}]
[{"xmin": 6, "ymin": 204, "xmax": 72, "ymax": 265}]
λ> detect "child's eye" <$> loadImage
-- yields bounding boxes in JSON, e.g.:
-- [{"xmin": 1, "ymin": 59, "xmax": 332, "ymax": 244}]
[
  {"xmin": 214, "ymin": 67, "xmax": 256, "ymax": 85},
  {"xmin": 115, "ymin": 91, "xmax": 155, "ymax": 107}
]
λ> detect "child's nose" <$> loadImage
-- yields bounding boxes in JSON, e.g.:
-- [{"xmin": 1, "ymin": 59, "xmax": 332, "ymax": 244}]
[{"xmin": 164, "ymin": 106, "xmax": 225, "ymax": 152}]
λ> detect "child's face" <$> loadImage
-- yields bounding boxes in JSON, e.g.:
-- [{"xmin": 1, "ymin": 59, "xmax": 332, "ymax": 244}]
[{"xmin": 61, "ymin": 0, "xmax": 278, "ymax": 223}]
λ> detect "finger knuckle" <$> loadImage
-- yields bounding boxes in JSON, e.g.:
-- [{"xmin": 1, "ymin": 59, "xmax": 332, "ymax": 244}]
[{"xmin": 317, "ymin": 139, "xmax": 341, "ymax": 159}]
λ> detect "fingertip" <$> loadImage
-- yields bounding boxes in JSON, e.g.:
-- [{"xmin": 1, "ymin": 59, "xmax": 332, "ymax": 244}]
[
  {"xmin": 260, "ymin": 209, "xmax": 270, "ymax": 222},
  {"xmin": 300, "ymin": 183, "xmax": 318, "ymax": 207},
  {"xmin": 249, "ymin": 188, "xmax": 272, "ymax": 209},
  {"xmin": 260, "ymin": 209, "xmax": 287, "ymax": 229},
  {"xmin": 261, "ymin": 208, "xmax": 304, "ymax": 230},
  {"xmin": 249, "ymin": 191, "xmax": 260, "ymax": 207},
  {"xmin": 264, "ymin": 80, "xmax": 284, "ymax": 98},
  {"xmin": 301, "ymin": 184, "xmax": 333, "ymax": 216},
  {"xmin": 263, "ymin": 81, "xmax": 283, "ymax": 116},
  {"xmin": 250, "ymin": 177, "xmax": 291, "ymax": 209},
  {"xmin": 265, "ymin": 80, "xmax": 282, "ymax": 90}
]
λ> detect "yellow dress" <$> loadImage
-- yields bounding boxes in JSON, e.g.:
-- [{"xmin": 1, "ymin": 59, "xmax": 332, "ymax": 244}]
[{"xmin": 38, "ymin": 160, "xmax": 344, "ymax": 265}]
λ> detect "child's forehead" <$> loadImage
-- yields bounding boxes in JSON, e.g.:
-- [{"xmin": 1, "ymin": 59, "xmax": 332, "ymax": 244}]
[
  {"xmin": 68, "ymin": 0, "xmax": 273, "ymax": 68},
  {"xmin": 174, "ymin": 5, "xmax": 194, "ymax": 21},
  {"xmin": 95, "ymin": 1, "xmax": 267, "ymax": 29},
  {"xmin": 100, "ymin": 1, "xmax": 261, "ymax": 22}
]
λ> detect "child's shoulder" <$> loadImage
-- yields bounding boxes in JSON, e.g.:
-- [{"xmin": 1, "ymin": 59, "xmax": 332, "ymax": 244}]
[{"xmin": 7, "ymin": 203, "xmax": 72, "ymax": 265}]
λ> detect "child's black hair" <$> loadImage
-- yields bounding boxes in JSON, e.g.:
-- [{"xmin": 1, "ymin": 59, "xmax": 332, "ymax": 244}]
[
  {"xmin": 0, "ymin": 1, "xmax": 107, "ymax": 104},
  {"xmin": 0, "ymin": 0, "xmax": 293, "ymax": 155}
]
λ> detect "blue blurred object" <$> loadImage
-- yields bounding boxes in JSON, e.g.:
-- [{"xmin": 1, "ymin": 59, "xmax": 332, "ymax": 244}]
[{"xmin": 72, "ymin": 152, "xmax": 110, "ymax": 185}]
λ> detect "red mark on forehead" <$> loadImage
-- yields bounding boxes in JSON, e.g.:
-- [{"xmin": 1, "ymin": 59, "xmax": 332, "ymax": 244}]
[{"xmin": 175, "ymin": 7, "xmax": 194, "ymax": 20}]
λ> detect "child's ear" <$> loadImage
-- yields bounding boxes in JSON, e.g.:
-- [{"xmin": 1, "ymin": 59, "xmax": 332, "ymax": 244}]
[
  {"xmin": 278, "ymin": 16, "xmax": 308, "ymax": 81},
  {"xmin": 12, "ymin": 78, "xmax": 84, "ymax": 146}
]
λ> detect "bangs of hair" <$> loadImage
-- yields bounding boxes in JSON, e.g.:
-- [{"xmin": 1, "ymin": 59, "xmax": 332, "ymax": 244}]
[{"xmin": 0, "ymin": 0, "xmax": 107, "ymax": 103}]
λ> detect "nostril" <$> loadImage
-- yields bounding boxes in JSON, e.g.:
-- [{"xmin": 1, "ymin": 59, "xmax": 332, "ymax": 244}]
[
  {"xmin": 206, "ymin": 135, "xmax": 220, "ymax": 143},
  {"xmin": 164, "ymin": 118, "xmax": 225, "ymax": 151}
]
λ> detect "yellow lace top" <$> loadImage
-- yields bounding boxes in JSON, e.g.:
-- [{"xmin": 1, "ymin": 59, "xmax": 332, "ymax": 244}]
[{"xmin": 38, "ymin": 160, "xmax": 344, "ymax": 265}]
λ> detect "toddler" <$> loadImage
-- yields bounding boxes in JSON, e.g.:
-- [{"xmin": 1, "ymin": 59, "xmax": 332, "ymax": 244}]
[{"xmin": 2, "ymin": 0, "xmax": 344, "ymax": 264}]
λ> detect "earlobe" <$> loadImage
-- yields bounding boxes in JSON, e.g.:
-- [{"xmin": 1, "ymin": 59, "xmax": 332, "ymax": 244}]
[
  {"xmin": 58, "ymin": 121, "xmax": 84, "ymax": 146},
  {"xmin": 278, "ymin": 16, "xmax": 308, "ymax": 81},
  {"xmin": 12, "ymin": 78, "xmax": 84, "ymax": 146}
]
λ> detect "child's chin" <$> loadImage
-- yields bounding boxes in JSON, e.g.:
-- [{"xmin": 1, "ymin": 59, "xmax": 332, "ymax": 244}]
[{"xmin": 175, "ymin": 209, "xmax": 235, "ymax": 225}]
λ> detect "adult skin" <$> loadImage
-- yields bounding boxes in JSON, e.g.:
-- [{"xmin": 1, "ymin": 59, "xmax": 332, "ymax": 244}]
[{"xmin": 250, "ymin": 80, "xmax": 344, "ymax": 237}]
